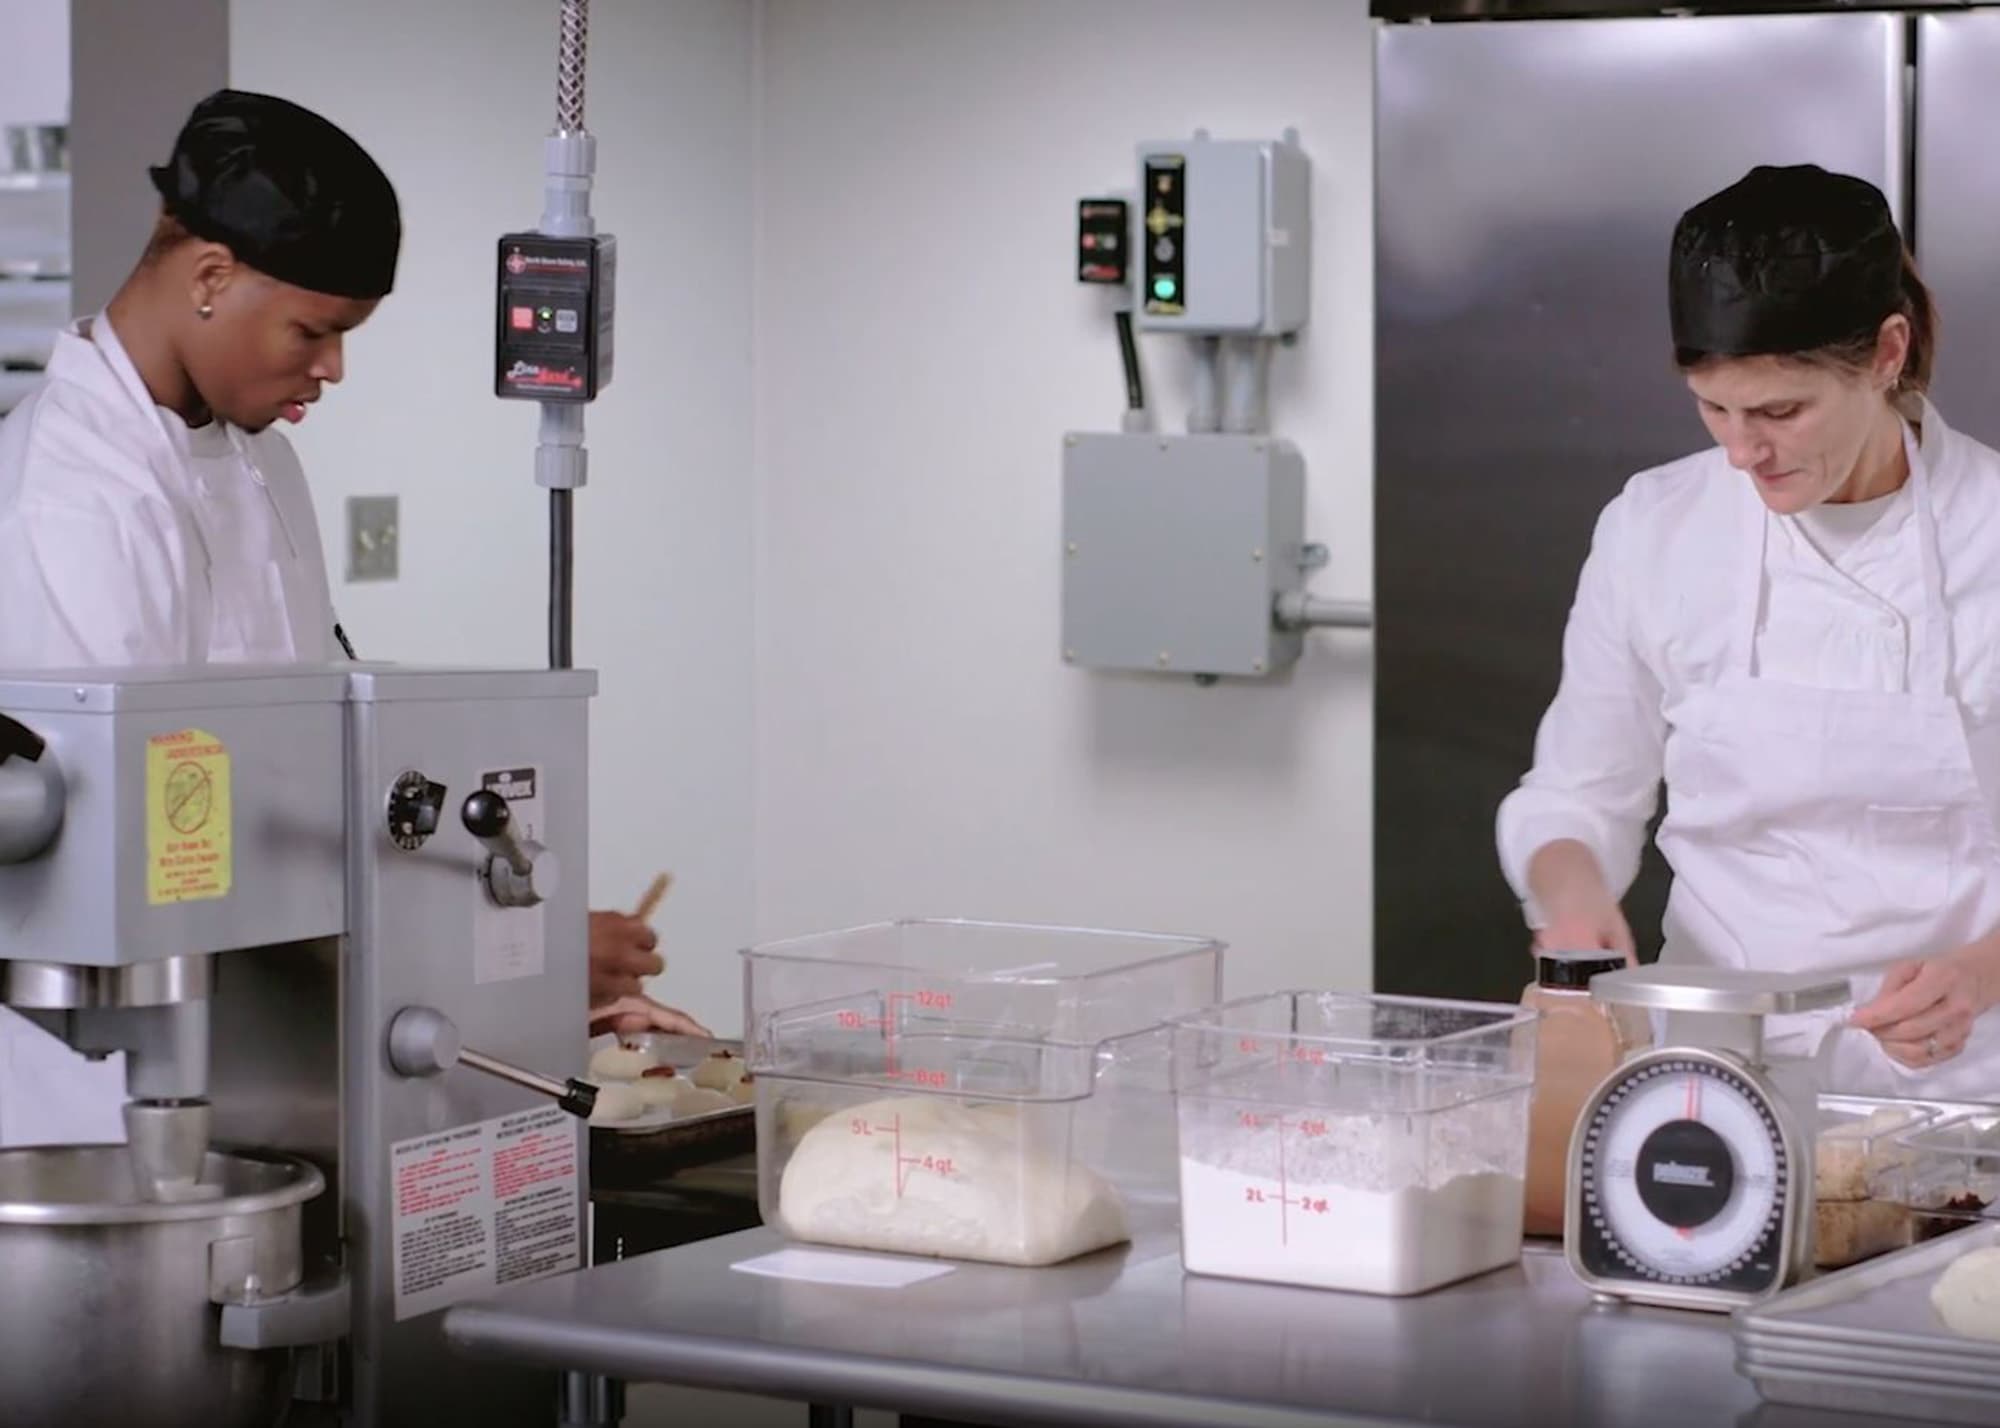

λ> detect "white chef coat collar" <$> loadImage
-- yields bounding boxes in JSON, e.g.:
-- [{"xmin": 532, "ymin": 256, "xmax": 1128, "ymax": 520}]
[
  {"xmin": 57, "ymin": 312, "xmax": 299, "ymax": 558},
  {"xmin": 1732, "ymin": 399, "xmax": 1947, "ymax": 695}
]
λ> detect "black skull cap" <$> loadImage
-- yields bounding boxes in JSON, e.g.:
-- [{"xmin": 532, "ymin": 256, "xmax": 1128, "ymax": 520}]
[{"xmin": 149, "ymin": 88, "xmax": 400, "ymax": 300}]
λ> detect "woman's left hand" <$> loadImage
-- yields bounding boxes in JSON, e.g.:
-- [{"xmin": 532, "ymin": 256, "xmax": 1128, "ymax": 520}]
[{"xmin": 1849, "ymin": 946, "xmax": 2000, "ymax": 1068}]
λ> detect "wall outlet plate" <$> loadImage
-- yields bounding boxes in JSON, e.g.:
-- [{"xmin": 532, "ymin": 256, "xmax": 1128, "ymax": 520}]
[{"xmin": 347, "ymin": 495, "xmax": 399, "ymax": 582}]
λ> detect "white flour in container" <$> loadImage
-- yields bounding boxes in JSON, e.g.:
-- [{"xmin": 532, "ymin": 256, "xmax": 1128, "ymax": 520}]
[{"xmin": 1177, "ymin": 1101, "xmax": 1526, "ymax": 1295}]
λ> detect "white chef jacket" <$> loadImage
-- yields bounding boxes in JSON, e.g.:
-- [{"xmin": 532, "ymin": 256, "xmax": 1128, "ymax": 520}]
[
  {"xmin": 1498, "ymin": 401, "xmax": 2000, "ymax": 1096},
  {"xmin": 0, "ymin": 314, "xmax": 335, "ymax": 666},
  {"xmin": 0, "ymin": 313, "xmax": 338, "ymax": 1143}
]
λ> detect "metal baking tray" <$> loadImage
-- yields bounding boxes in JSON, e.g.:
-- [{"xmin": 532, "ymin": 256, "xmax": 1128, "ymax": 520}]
[
  {"xmin": 1740, "ymin": 1360, "xmax": 2000, "ymax": 1427},
  {"xmin": 1734, "ymin": 1221, "xmax": 2000, "ymax": 1426},
  {"xmin": 587, "ymin": 1032, "xmax": 758, "ymax": 1190},
  {"xmin": 1739, "ymin": 1340, "xmax": 2000, "ymax": 1391},
  {"xmin": 1740, "ymin": 1220, "xmax": 2000, "ymax": 1355},
  {"xmin": 1739, "ymin": 1326, "xmax": 2000, "ymax": 1379}
]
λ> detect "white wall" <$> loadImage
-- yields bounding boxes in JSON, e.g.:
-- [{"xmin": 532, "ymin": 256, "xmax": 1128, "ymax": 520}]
[
  {"xmin": 229, "ymin": 0, "xmax": 759, "ymax": 1031},
  {"xmin": 752, "ymin": 0, "xmax": 1376, "ymax": 996},
  {"xmin": 218, "ymin": 0, "xmax": 1376, "ymax": 1029},
  {"xmin": 0, "ymin": 0, "xmax": 68, "ymax": 125}
]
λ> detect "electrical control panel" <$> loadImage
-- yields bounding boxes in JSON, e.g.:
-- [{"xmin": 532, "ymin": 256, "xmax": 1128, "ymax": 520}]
[
  {"xmin": 1134, "ymin": 133, "xmax": 1310, "ymax": 337},
  {"xmin": 1062, "ymin": 432, "xmax": 1307, "ymax": 678},
  {"xmin": 494, "ymin": 232, "xmax": 618, "ymax": 402},
  {"xmin": 1077, "ymin": 198, "xmax": 1130, "ymax": 285}
]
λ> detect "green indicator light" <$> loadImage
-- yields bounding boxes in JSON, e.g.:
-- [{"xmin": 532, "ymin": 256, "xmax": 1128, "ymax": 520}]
[{"xmin": 1152, "ymin": 276, "xmax": 1177, "ymax": 300}]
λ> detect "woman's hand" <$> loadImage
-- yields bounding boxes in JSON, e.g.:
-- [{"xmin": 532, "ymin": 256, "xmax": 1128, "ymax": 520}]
[
  {"xmin": 589, "ymin": 993, "xmax": 712, "ymax": 1042},
  {"xmin": 1849, "ymin": 944, "xmax": 2000, "ymax": 1068},
  {"xmin": 1527, "ymin": 839, "xmax": 1636, "ymax": 960}
]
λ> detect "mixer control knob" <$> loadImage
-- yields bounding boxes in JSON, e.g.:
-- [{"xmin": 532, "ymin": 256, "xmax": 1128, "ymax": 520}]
[{"xmin": 386, "ymin": 770, "xmax": 448, "ymax": 851}]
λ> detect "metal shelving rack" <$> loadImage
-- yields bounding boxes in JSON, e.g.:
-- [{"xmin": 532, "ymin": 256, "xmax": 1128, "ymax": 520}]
[{"xmin": 0, "ymin": 162, "xmax": 71, "ymax": 418}]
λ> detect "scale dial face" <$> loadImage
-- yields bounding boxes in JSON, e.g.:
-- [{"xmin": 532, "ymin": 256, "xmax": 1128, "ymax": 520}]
[{"xmin": 1574, "ymin": 1054, "xmax": 1791, "ymax": 1295}]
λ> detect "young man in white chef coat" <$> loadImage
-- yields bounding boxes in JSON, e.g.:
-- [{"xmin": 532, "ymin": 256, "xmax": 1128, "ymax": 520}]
[
  {"xmin": 1501, "ymin": 164, "xmax": 2000, "ymax": 1097},
  {"xmin": 0, "ymin": 89, "xmax": 702, "ymax": 1144}
]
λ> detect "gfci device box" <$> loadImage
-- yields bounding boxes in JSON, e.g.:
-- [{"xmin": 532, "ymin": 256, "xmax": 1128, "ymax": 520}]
[
  {"xmin": 1061, "ymin": 432, "xmax": 1307, "ymax": 678},
  {"xmin": 1133, "ymin": 134, "xmax": 1310, "ymax": 337}
]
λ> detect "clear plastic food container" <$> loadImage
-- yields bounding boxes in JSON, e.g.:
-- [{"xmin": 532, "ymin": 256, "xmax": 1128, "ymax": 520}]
[
  {"xmin": 741, "ymin": 919, "xmax": 1223, "ymax": 1049},
  {"xmin": 744, "ymin": 920, "xmax": 1224, "ymax": 1267},
  {"xmin": 1812, "ymin": 1100, "xmax": 1937, "ymax": 1269},
  {"xmin": 1816, "ymin": 1101, "xmax": 1937, "ymax": 1200},
  {"xmin": 1170, "ymin": 991, "xmax": 1537, "ymax": 1296},
  {"xmin": 1871, "ymin": 1111, "xmax": 2000, "ymax": 1243}
]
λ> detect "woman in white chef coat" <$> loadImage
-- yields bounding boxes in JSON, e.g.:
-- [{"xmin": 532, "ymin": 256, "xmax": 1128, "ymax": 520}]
[
  {"xmin": 0, "ymin": 91, "xmax": 703, "ymax": 1143},
  {"xmin": 1500, "ymin": 163, "xmax": 2000, "ymax": 1098}
]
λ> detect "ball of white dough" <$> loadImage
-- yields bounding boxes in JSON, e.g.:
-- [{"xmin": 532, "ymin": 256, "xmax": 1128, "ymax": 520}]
[
  {"xmin": 692, "ymin": 1051, "xmax": 748, "ymax": 1093},
  {"xmin": 588, "ymin": 1083, "xmax": 648, "ymax": 1125},
  {"xmin": 1933, "ymin": 1245, "xmax": 2000, "ymax": 1342},
  {"xmin": 634, "ymin": 1071, "xmax": 693, "ymax": 1111},
  {"xmin": 589, "ymin": 1044, "xmax": 657, "ymax": 1081}
]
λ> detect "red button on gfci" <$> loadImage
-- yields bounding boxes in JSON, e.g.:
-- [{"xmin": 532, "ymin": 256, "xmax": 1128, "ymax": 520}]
[{"xmin": 510, "ymin": 306, "xmax": 534, "ymax": 331}]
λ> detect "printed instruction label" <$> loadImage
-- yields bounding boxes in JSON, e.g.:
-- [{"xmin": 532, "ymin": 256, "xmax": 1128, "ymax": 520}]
[
  {"xmin": 145, "ymin": 728, "xmax": 232, "ymax": 904},
  {"xmin": 473, "ymin": 764, "xmax": 546, "ymax": 984},
  {"xmin": 390, "ymin": 1104, "xmax": 580, "ymax": 1321}
]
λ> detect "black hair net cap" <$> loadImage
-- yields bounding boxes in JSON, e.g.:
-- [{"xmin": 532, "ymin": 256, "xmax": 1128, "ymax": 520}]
[
  {"xmin": 149, "ymin": 89, "xmax": 400, "ymax": 301},
  {"xmin": 1669, "ymin": 164, "xmax": 1902, "ymax": 357}
]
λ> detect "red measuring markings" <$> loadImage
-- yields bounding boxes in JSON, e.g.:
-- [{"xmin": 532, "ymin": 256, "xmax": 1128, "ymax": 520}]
[
  {"xmin": 835, "ymin": 988, "xmax": 955, "ymax": 1086},
  {"xmin": 850, "ymin": 1112, "xmax": 958, "ymax": 1197},
  {"xmin": 1234, "ymin": 1037, "xmax": 1327, "ymax": 1067},
  {"xmin": 1233, "ymin": 1107, "xmax": 1332, "ymax": 1245}
]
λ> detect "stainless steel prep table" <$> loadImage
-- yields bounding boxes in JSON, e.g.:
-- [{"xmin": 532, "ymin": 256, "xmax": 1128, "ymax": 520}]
[{"xmin": 444, "ymin": 1230, "xmax": 1955, "ymax": 1428}]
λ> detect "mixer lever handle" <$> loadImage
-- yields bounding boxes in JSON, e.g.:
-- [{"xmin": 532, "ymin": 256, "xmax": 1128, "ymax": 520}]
[
  {"xmin": 460, "ymin": 790, "xmax": 559, "ymax": 909},
  {"xmin": 387, "ymin": 1005, "xmax": 597, "ymax": 1118}
]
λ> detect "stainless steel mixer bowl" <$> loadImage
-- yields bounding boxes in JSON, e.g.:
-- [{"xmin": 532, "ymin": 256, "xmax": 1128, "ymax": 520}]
[{"xmin": 0, "ymin": 1144, "xmax": 324, "ymax": 1428}]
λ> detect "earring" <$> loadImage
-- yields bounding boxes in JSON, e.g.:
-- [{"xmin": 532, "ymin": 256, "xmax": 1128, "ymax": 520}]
[{"xmin": 197, "ymin": 303, "xmax": 214, "ymax": 320}]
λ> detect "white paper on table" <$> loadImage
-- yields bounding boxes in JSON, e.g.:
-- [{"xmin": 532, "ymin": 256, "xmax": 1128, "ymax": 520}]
[{"xmin": 729, "ymin": 1248, "xmax": 957, "ymax": 1288}]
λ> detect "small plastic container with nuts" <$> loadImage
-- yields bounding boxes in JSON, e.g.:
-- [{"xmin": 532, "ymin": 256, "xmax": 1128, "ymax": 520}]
[
  {"xmin": 1811, "ymin": 1100, "xmax": 1936, "ymax": 1269},
  {"xmin": 1869, "ymin": 1110, "xmax": 2000, "ymax": 1245}
]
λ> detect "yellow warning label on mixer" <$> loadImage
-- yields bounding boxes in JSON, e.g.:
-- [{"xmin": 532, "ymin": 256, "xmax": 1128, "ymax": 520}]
[{"xmin": 146, "ymin": 728, "xmax": 232, "ymax": 904}]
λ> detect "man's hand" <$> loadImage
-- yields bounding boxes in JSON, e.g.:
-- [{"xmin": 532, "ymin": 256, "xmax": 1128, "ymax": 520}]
[
  {"xmin": 589, "ymin": 994, "xmax": 712, "ymax": 1041},
  {"xmin": 1850, "ymin": 943, "xmax": 2000, "ymax": 1068},
  {"xmin": 589, "ymin": 910, "xmax": 664, "ymax": 1006}
]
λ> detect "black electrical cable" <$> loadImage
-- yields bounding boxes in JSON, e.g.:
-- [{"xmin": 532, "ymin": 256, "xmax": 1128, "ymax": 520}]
[
  {"xmin": 1114, "ymin": 308, "xmax": 1145, "ymax": 414},
  {"xmin": 550, "ymin": 489, "xmax": 574, "ymax": 670}
]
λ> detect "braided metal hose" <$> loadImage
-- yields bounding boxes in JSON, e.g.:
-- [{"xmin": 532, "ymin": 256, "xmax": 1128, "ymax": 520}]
[{"xmin": 557, "ymin": 0, "xmax": 589, "ymax": 133}]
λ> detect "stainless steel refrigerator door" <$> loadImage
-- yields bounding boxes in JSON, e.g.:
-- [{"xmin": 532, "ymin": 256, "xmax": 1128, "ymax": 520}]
[
  {"xmin": 1375, "ymin": 13, "xmax": 1905, "ymax": 999},
  {"xmin": 1916, "ymin": 11, "xmax": 2000, "ymax": 451}
]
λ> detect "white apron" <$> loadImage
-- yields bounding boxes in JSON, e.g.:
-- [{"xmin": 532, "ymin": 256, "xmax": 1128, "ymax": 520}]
[{"xmin": 1657, "ymin": 413, "xmax": 2000, "ymax": 1098}]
